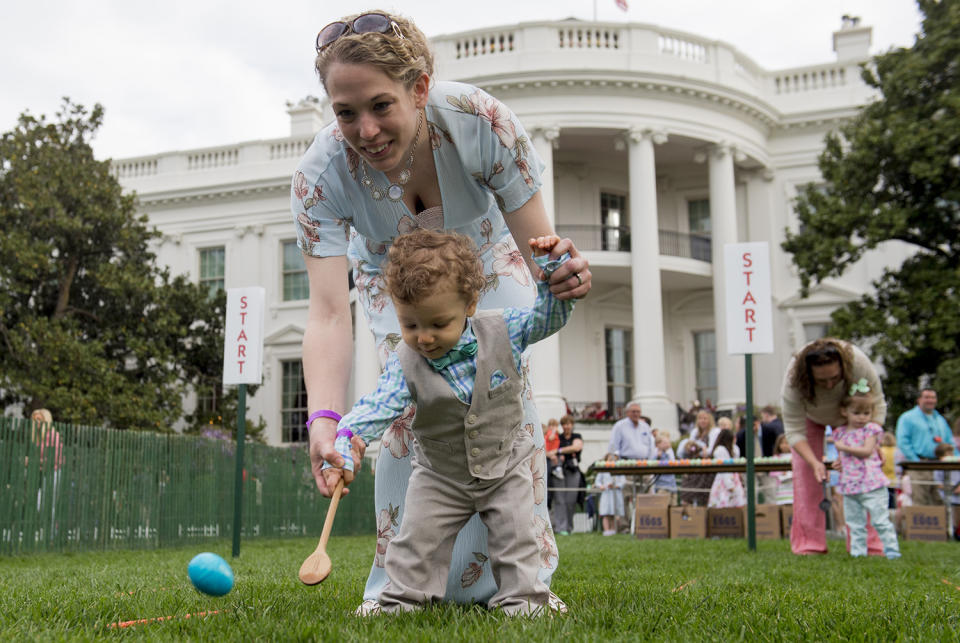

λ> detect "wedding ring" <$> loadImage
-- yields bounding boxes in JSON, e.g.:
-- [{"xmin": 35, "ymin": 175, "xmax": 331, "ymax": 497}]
[{"xmin": 573, "ymin": 272, "xmax": 583, "ymax": 286}]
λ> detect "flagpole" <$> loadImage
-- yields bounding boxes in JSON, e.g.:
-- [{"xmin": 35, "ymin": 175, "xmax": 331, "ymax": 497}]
[{"xmin": 593, "ymin": 0, "xmax": 597, "ymax": 21}]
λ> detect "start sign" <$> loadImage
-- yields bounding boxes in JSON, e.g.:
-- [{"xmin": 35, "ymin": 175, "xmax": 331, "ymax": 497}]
[
  {"xmin": 223, "ymin": 287, "xmax": 265, "ymax": 385},
  {"xmin": 723, "ymin": 242, "xmax": 773, "ymax": 355}
]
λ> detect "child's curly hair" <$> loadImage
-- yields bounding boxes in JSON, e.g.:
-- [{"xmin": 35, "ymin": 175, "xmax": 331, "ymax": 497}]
[{"xmin": 384, "ymin": 229, "xmax": 485, "ymax": 305}]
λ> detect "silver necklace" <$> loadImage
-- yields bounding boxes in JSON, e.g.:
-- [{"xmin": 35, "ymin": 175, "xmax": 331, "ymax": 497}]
[{"xmin": 360, "ymin": 110, "xmax": 423, "ymax": 202}]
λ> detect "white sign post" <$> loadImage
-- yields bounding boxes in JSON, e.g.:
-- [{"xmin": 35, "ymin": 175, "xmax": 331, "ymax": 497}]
[
  {"xmin": 723, "ymin": 242, "xmax": 774, "ymax": 355},
  {"xmin": 223, "ymin": 287, "xmax": 265, "ymax": 385},
  {"xmin": 223, "ymin": 287, "xmax": 265, "ymax": 558},
  {"xmin": 723, "ymin": 242, "xmax": 774, "ymax": 552}
]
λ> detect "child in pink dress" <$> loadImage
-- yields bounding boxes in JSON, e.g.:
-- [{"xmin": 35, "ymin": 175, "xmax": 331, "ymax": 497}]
[{"xmin": 832, "ymin": 381, "xmax": 901, "ymax": 559}]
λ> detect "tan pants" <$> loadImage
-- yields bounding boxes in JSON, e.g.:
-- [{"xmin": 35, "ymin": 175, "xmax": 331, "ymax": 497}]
[{"xmin": 380, "ymin": 437, "xmax": 548, "ymax": 615}]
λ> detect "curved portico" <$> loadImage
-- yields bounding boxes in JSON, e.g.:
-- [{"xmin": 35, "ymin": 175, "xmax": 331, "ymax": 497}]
[{"xmin": 426, "ymin": 18, "xmax": 869, "ymax": 433}]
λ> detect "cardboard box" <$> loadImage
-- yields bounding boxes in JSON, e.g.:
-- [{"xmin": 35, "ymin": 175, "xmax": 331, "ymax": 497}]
[
  {"xmin": 903, "ymin": 506, "xmax": 948, "ymax": 541},
  {"xmin": 670, "ymin": 505, "xmax": 707, "ymax": 539},
  {"xmin": 633, "ymin": 494, "xmax": 670, "ymax": 539},
  {"xmin": 708, "ymin": 507, "xmax": 744, "ymax": 538},
  {"xmin": 780, "ymin": 505, "xmax": 793, "ymax": 538},
  {"xmin": 753, "ymin": 504, "xmax": 781, "ymax": 540}
]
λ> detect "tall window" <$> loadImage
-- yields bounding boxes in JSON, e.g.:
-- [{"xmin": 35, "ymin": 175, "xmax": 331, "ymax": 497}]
[
  {"xmin": 281, "ymin": 360, "xmax": 309, "ymax": 443},
  {"xmin": 687, "ymin": 199, "xmax": 711, "ymax": 261},
  {"xmin": 600, "ymin": 192, "xmax": 629, "ymax": 251},
  {"xmin": 605, "ymin": 328, "xmax": 632, "ymax": 418},
  {"xmin": 693, "ymin": 331, "xmax": 718, "ymax": 406},
  {"xmin": 199, "ymin": 246, "xmax": 225, "ymax": 298},
  {"xmin": 196, "ymin": 386, "xmax": 219, "ymax": 418},
  {"xmin": 687, "ymin": 199, "xmax": 711, "ymax": 235},
  {"xmin": 803, "ymin": 322, "xmax": 829, "ymax": 343},
  {"xmin": 282, "ymin": 241, "xmax": 309, "ymax": 301}
]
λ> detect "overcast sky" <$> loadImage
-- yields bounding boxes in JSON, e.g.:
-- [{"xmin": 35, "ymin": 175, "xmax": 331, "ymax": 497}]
[{"xmin": 0, "ymin": 0, "xmax": 922, "ymax": 160}]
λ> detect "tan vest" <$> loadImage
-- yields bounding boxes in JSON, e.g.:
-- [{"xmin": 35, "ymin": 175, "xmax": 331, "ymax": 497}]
[{"xmin": 397, "ymin": 310, "xmax": 525, "ymax": 484}]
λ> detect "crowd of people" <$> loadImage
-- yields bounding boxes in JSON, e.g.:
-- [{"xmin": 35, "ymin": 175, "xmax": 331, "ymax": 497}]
[{"xmin": 568, "ymin": 339, "xmax": 960, "ymax": 550}]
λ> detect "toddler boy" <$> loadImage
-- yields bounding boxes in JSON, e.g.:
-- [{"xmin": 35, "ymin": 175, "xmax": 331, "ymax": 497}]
[{"xmin": 336, "ymin": 229, "xmax": 575, "ymax": 615}]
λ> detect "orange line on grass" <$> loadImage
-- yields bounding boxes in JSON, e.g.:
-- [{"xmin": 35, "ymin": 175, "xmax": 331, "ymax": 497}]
[{"xmin": 107, "ymin": 609, "xmax": 225, "ymax": 628}]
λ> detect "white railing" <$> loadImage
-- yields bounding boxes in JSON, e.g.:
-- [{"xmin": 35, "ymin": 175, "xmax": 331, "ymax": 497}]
[
  {"xmin": 113, "ymin": 137, "xmax": 315, "ymax": 181},
  {"xmin": 269, "ymin": 139, "xmax": 313, "ymax": 160},
  {"xmin": 774, "ymin": 64, "xmax": 848, "ymax": 94},
  {"xmin": 558, "ymin": 26, "xmax": 621, "ymax": 49},
  {"xmin": 658, "ymin": 34, "xmax": 707, "ymax": 63},
  {"xmin": 113, "ymin": 158, "xmax": 158, "ymax": 179},
  {"xmin": 187, "ymin": 148, "xmax": 239, "ymax": 170},
  {"xmin": 433, "ymin": 20, "xmax": 869, "ymax": 100},
  {"xmin": 455, "ymin": 31, "xmax": 515, "ymax": 58}
]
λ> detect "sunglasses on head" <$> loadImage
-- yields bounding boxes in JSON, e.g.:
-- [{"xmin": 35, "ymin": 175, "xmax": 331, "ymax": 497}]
[
  {"xmin": 805, "ymin": 344, "xmax": 840, "ymax": 365},
  {"xmin": 316, "ymin": 13, "xmax": 404, "ymax": 53}
]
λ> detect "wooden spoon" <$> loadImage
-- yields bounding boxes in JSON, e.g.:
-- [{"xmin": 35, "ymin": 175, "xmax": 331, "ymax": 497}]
[{"xmin": 299, "ymin": 478, "xmax": 344, "ymax": 585}]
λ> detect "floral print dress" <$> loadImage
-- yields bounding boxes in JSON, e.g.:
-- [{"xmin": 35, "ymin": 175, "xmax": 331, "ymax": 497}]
[
  {"xmin": 292, "ymin": 81, "xmax": 557, "ymax": 604},
  {"xmin": 708, "ymin": 446, "xmax": 746, "ymax": 508}
]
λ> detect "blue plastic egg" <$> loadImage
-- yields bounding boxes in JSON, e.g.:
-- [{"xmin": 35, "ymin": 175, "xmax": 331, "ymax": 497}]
[{"xmin": 188, "ymin": 552, "xmax": 234, "ymax": 596}]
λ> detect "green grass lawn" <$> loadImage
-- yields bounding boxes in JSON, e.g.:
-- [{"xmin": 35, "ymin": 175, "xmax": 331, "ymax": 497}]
[{"xmin": 2, "ymin": 534, "xmax": 959, "ymax": 641}]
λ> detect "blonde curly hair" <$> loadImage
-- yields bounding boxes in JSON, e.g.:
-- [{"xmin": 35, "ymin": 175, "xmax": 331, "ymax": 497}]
[{"xmin": 315, "ymin": 10, "xmax": 434, "ymax": 91}]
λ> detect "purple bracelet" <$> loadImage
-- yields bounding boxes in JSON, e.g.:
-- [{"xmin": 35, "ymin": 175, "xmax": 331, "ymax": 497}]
[
  {"xmin": 306, "ymin": 409, "xmax": 342, "ymax": 429},
  {"xmin": 336, "ymin": 428, "xmax": 354, "ymax": 439}
]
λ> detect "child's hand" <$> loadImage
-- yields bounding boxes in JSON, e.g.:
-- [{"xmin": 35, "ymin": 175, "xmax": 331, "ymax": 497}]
[{"xmin": 529, "ymin": 235, "xmax": 562, "ymax": 257}]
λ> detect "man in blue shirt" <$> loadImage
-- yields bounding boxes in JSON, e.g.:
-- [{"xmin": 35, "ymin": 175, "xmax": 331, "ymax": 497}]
[
  {"xmin": 896, "ymin": 388, "xmax": 955, "ymax": 506},
  {"xmin": 607, "ymin": 402, "xmax": 656, "ymax": 460}
]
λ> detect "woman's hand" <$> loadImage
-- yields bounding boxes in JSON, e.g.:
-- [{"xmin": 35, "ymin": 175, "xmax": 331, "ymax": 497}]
[
  {"xmin": 810, "ymin": 460, "xmax": 828, "ymax": 482},
  {"xmin": 793, "ymin": 438, "xmax": 827, "ymax": 483},
  {"xmin": 538, "ymin": 237, "xmax": 591, "ymax": 300},
  {"xmin": 309, "ymin": 421, "xmax": 366, "ymax": 497}
]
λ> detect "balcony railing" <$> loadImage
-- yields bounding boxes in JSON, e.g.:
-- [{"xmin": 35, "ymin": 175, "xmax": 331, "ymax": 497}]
[
  {"xmin": 555, "ymin": 225, "xmax": 712, "ymax": 262},
  {"xmin": 658, "ymin": 229, "xmax": 712, "ymax": 262}
]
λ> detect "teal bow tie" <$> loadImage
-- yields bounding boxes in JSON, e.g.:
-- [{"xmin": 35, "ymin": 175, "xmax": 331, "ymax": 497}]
[{"xmin": 428, "ymin": 341, "xmax": 478, "ymax": 369}]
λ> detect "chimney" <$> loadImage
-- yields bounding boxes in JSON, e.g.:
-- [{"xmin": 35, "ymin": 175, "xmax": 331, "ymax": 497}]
[
  {"xmin": 833, "ymin": 15, "xmax": 872, "ymax": 62},
  {"xmin": 286, "ymin": 96, "xmax": 330, "ymax": 138}
]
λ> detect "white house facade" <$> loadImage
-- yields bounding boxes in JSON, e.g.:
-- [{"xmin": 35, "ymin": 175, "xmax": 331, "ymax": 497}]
[{"xmin": 115, "ymin": 17, "xmax": 912, "ymax": 462}]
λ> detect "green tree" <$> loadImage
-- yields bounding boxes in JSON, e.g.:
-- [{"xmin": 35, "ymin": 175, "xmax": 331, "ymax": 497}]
[
  {"xmin": 0, "ymin": 98, "xmax": 263, "ymax": 437},
  {"xmin": 783, "ymin": 0, "xmax": 960, "ymax": 421}
]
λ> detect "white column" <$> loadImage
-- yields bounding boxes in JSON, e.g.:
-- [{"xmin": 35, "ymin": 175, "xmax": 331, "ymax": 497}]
[
  {"xmin": 627, "ymin": 128, "xmax": 675, "ymax": 433},
  {"xmin": 528, "ymin": 126, "xmax": 566, "ymax": 421},
  {"xmin": 531, "ymin": 126, "xmax": 559, "ymax": 225},
  {"xmin": 708, "ymin": 143, "xmax": 745, "ymax": 411},
  {"xmin": 350, "ymin": 301, "xmax": 380, "ymax": 405}
]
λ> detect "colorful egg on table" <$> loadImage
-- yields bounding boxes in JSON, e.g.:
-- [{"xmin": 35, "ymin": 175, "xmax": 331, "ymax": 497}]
[{"xmin": 188, "ymin": 552, "xmax": 234, "ymax": 596}]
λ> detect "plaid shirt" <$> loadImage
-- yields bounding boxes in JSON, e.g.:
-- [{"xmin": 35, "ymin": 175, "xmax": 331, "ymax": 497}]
[{"xmin": 341, "ymin": 258, "xmax": 574, "ymax": 445}]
